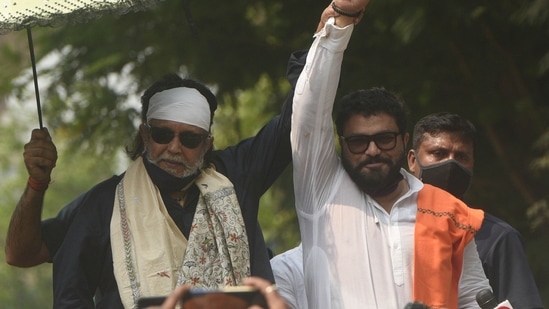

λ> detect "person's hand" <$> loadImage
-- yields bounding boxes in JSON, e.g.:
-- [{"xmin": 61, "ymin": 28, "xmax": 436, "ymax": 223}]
[
  {"xmin": 333, "ymin": 0, "xmax": 370, "ymax": 16},
  {"xmin": 152, "ymin": 279, "xmax": 288, "ymax": 309},
  {"xmin": 23, "ymin": 128, "xmax": 57, "ymax": 189},
  {"xmin": 158, "ymin": 285, "xmax": 192, "ymax": 309},
  {"xmin": 243, "ymin": 277, "xmax": 289, "ymax": 309},
  {"xmin": 316, "ymin": 0, "xmax": 371, "ymax": 32}
]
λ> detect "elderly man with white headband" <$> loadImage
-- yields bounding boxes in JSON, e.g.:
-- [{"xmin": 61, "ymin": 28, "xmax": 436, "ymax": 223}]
[{"xmin": 6, "ymin": 53, "xmax": 306, "ymax": 307}]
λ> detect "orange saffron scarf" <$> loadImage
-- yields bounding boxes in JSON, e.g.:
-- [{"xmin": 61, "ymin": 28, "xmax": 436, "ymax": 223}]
[{"xmin": 413, "ymin": 184, "xmax": 484, "ymax": 309}]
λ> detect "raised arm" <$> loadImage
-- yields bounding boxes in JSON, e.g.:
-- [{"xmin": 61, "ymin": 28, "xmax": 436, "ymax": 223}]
[
  {"xmin": 5, "ymin": 128, "xmax": 57, "ymax": 267},
  {"xmin": 291, "ymin": 0, "xmax": 369, "ymax": 215}
]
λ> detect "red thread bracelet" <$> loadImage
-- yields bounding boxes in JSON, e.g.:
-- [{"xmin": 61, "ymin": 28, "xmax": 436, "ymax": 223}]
[{"xmin": 28, "ymin": 177, "xmax": 49, "ymax": 192}]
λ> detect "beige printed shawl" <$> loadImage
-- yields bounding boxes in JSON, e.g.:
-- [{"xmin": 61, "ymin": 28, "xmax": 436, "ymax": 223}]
[{"xmin": 111, "ymin": 159, "xmax": 250, "ymax": 309}]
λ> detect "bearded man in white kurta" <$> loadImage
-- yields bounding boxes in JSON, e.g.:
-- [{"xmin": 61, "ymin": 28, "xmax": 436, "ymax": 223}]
[{"xmin": 290, "ymin": 2, "xmax": 491, "ymax": 308}]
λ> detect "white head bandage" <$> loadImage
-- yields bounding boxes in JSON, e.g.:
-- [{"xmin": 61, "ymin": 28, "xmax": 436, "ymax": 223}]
[{"xmin": 146, "ymin": 87, "xmax": 211, "ymax": 131}]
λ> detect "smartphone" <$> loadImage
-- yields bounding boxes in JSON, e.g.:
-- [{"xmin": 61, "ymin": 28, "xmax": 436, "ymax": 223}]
[{"xmin": 136, "ymin": 286, "xmax": 267, "ymax": 309}]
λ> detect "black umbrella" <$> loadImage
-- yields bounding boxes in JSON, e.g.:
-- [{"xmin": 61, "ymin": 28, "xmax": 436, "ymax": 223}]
[{"xmin": 0, "ymin": 0, "xmax": 161, "ymax": 128}]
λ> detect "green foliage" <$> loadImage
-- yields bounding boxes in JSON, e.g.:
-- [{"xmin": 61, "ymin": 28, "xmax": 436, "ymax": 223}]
[
  {"xmin": 0, "ymin": 263, "xmax": 53, "ymax": 309},
  {"xmin": 1, "ymin": 0, "xmax": 549, "ymax": 306}
]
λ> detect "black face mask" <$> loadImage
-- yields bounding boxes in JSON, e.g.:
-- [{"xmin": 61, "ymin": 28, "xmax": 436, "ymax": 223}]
[{"xmin": 417, "ymin": 159, "xmax": 473, "ymax": 199}]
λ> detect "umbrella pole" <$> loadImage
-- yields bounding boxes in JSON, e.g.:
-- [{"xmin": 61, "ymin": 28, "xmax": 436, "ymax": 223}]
[{"xmin": 26, "ymin": 27, "xmax": 44, "ymax": 129}]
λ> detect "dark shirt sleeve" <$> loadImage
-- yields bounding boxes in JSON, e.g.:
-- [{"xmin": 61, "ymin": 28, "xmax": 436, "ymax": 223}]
[
  {"xmin": 213, "ymin": 49, "xmax": 307, "ymax": 207},
  {"xmin": 41, "ymin": 193, "xmax": 86, "ymax": 259},
  {"xmin": 213, "ymin": 49, "xmax": 306, "ymax": 220},
  {"xmin": 212, "ymin": 50, "xmax": 307, "ymax": 279},
  {"xmin": 475, "ymin": 213, "xmax": 544, "ymax": 309},
  {"xmin": 41, "ymin": 175, "xmax": 123, "ymax": 258}
]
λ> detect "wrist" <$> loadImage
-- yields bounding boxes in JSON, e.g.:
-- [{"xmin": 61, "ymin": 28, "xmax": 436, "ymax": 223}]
[
  {"xmin": 330, "ymin": 2, "xmax": 364, "ymax": 27},
  {"xmin": 27, "ymin": 177, "xmax": 49, "ymax": 192},
  {"xmin": 331, "ymin": 1, "xmax": 363, "ymax": 18}
]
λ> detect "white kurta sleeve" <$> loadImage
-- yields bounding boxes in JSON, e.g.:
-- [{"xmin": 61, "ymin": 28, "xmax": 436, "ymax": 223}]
[
  {"xmin": 458, "ymin": 240, "xmax": 493, "ymax": 308},
  {"xmin": 291, "ymin": 18, "xmax": 354, "ymax": 216},
  {"xmin": 290, "ymin": 18, "xmax": 356, "ymax": 309}
]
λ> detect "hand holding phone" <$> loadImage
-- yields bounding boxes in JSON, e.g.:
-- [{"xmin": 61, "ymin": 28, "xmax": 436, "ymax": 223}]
[{"xmin": 137, "ymin": 286, "xmax": 267, "ymax": 309}]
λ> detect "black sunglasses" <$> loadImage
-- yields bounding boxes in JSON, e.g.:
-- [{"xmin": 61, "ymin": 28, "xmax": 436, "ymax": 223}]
[
  {"xmin": 340, "ymin": 132, "xmax": 400, "ymax": 154},
  {"xmin": 146, "ymin": 124, "xmax": 210, "ymax": 149}
]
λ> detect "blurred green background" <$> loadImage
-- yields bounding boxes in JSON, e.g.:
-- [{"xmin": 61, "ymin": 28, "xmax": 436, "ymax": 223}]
[{"xmin": 0, "ymin": 0, "xmax": 548, "ymax": 307}]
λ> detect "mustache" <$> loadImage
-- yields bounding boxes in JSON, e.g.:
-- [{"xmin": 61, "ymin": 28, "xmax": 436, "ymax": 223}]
[
  {"xmin": 356, "ymin": 156, "xmax": 392, "ymax": 169},
  {"xmin": 158, "ymin": 155, "xmax": 186, "ymax": 164},
  {"xmin": 163, "ymin": 156, "xmax": 195, "ymax": 168}
]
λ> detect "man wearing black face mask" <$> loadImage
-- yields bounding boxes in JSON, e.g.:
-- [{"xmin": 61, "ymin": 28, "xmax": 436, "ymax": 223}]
[
  {"xmin": 407, "ymin": 112, "xmax": 544, "ymax": 309},
  {"xmin": 412, "ymin": 158, "xmax": 473, "ymax": 199}
]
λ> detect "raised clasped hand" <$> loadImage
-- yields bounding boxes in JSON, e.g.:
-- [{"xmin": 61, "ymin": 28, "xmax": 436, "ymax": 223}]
[{"xmin": 317, "ymin": 0, "xmax": 371, "ymax": 32}]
